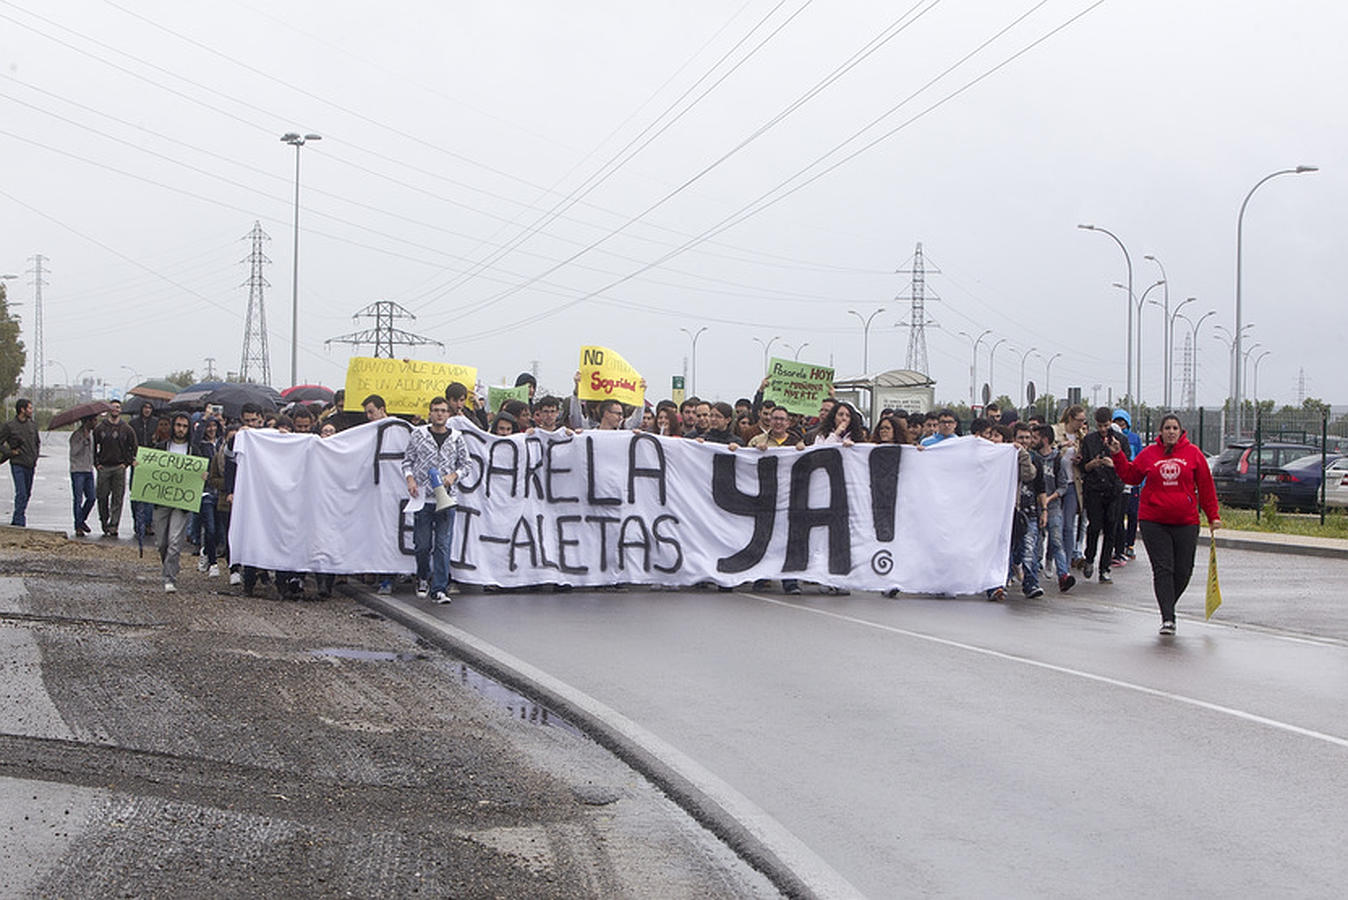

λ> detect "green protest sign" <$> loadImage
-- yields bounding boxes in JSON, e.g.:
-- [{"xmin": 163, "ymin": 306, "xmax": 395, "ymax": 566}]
[
  {"xmin": 764, "ymin": 357, "xmax": 835, "ymax": 416},
  {"xmin": 487, "ymin": 383, "xmax": 531, "ymax": 414},
  {"xmin": 129, "ymin": 446, "xmax": 207, "ymax": 513}
]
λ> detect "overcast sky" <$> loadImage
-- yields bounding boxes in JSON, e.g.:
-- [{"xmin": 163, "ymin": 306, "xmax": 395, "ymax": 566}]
[{"xmin": 2, "ymin": 0, "xmax": 1342, "ymax": 411}]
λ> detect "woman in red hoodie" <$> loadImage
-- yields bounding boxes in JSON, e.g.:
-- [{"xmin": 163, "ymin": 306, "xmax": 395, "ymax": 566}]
[{"xmin": 1110, "ymin": 414, "xmax": 1222, "ymax": 635}]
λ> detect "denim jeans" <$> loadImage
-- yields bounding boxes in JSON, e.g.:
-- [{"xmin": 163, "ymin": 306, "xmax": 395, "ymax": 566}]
[
  {"xmin": 10, "ymin": 464, "xmax": 34, "ymax": 526},
  {"xmin": 1061, "ymin": 486, "xmax": 1081, "ymax": 562},
  {"xmin": 1039, "ymin": 504, "xmax": 1068, "ymax": 581},
  {"xmin": 70, "ymin": 471, "xmax": 96, "ymax": 529},
  {"xmin": 199, "ymin": 495, "xmax": 219, "ymax": 564},
  {"xmin": 1019, "ymin": 515, "xmax": 1042, "ymax": 592},
  {"xmin": 413, "ymin": 506, "xmax": 455, "ymax": 594}
]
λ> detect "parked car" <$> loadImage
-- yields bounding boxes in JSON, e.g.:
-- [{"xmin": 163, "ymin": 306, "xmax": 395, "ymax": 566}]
[
  {"xmin": 1210, "ymin": 441, "xmax": 1319, "ymax": 508},
  {"xmin": 1261, "ymin": 454, "xmax": 1344, "ymax": 513},
  {"xmin": 1324, "ymin": 456, "xmax": 1348, "ymax": 509}
]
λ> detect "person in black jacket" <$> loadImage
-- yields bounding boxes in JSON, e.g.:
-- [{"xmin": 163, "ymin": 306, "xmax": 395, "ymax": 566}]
[
  {"xmin": 1075, "ymin": 407, "xmax": 1124, "ymax": 583},
  {"xmin": 93, "ymin": 399, "xmax": 139, "ymax": 537},
  {"xmin": 0, "ymin": 398, "xmax": 40, "ymax": 526}
]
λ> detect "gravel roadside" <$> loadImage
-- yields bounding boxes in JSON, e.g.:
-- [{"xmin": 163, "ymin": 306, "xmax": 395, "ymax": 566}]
[{"xmin": 0, "ymin": 530, "xmax": 776, "ymax": 898}]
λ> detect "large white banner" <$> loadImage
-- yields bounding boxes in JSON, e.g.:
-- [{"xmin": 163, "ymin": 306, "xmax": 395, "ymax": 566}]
[{"xmin": 231, "ymin": 419, "xmax": 1018, "ymax": 595}]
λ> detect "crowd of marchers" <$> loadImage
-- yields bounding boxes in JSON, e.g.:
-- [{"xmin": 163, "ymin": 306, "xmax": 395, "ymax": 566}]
[{"xmin": 3, "ymin": 368, "xmax": 1219, "ymax": 635}]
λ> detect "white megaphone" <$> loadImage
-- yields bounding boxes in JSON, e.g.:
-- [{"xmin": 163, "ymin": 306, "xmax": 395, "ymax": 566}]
[{"xmin": 429, "ymin": 468, "xmax": 456, "ymax": 511}]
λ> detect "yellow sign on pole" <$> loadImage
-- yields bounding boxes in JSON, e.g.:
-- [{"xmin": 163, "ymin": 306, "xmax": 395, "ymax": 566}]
[
  {"xmin": 342, "ymin": 357, "xmax": 477, "ymax": 417},
  {"xmin": 1205, "ymin": 532, "xmax": 1223, "ymax": 620},
  {"xmin": 577, "ymin": 346, "xmax": 644, "ymax": 408}
]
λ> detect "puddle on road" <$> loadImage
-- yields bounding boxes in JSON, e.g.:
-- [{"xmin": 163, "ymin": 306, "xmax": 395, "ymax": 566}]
[
  {"xmin": 456, "ymin": 662, "xmax": 586, "ymax": 739},
  {"xmin": 311, "ymin": 647, "xmax": 425, "ymax": 662},
  {"xmin": 311, "ymin": 646, "xmax": 584, "ymax": 738}
]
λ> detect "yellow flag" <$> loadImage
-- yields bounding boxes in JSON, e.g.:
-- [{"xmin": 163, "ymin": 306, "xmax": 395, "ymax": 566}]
[{"xmin": 1205, "ymin": 532, "xmax": 1223, "ymax": 620}]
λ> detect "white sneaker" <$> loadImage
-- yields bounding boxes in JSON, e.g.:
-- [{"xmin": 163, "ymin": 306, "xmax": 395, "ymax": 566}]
[
  {"xmin": 197, "ymin": 553, "xmax": 208, "ymax": 573},
  {"xmin": 208, "ymin": 564, "xmax": 220, "ymax": 578},
  {"xmin": 229, "ymin": 571, "xmax": 242, "ymax": 586},
  {"xmin": 164, "ymin": 581, "xmax": 177, "ymax": 593},
  {"xmin": 416, "ymin": 580, "xmax": 429, "ymax": 599},
  {"xmin": 432, "ymin": 590, "xmax": 451, "ymax": 605}
]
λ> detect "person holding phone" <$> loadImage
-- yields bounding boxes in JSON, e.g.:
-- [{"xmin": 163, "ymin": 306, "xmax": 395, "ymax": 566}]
[{"xmin": 1109, "ymin": 414, "xmax": 1221, "ymax": 635}]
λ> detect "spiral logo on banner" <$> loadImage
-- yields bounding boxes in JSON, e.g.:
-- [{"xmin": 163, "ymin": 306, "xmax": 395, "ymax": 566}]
[{"xmin": 870, "ymin": 549, "xmax": 894, "ymax": 575}]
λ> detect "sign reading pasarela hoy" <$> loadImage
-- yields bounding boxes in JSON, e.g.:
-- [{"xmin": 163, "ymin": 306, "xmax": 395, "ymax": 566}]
[
  {"xmin": 343, "ymin": 357, "xmax": 479, "ymax": 416},
  {"xmin": 764, "ymin": 357, "xmax": 835, "ymax": 416},
  {"xmin": 129, "ymin": 447, "xmax": 207, "ymax": 513}
]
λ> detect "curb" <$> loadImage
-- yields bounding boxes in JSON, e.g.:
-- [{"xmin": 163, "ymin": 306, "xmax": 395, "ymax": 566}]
[
  {"xmin": 1215, "ymin": 534, "xmax": 1348, "ymax": 561},
  {"xmin": 358, "ymin": 591, "xmax": 862, "ymax": 900}
]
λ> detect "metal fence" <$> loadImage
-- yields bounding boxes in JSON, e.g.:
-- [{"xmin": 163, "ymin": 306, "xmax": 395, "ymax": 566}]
[{"xmin": 1128, "ymin": 407, "xmax": 1348, "ymax": 524}]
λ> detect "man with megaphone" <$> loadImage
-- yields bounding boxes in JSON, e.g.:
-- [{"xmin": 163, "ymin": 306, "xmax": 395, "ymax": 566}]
[{"xmin": 401, "ymin": 395, "xmax": 471, "ymax": 603}]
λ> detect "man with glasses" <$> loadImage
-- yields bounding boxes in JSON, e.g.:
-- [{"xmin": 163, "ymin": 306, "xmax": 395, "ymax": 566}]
[
  {"xmin": 402, "ymin": 396, "xmax": 470, "ymax": 603},
  {"xmin": 921, "ymin": 410, "xmax": 960, "ymax": 447}
]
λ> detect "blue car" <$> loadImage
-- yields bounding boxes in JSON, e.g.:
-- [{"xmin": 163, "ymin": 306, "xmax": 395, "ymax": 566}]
[{"xmin": 1262, "ymin": 453, "xmax": 1344, "ymax": 513}]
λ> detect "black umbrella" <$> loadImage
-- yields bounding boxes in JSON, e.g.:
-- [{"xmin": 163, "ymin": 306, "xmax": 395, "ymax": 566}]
[
  {"xmin": 47, "ymin": 401, "xmax": 114, "ymax": 430},
  {"xmin": 168, "ymin": 381, "xmax": 227, "ymax": 411},
  {"xmin": 281, "ymin": 384, "xmax": 335, "ymax": 404},
  {"xmin": 203, "ymin": 383, "xmax": 284, "ymax": 419}
]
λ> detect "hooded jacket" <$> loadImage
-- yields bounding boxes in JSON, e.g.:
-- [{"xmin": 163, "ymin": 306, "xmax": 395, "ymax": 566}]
[{"xmin": 1112, "ymin": 432, "xmax": 1219, "ymax": 526}]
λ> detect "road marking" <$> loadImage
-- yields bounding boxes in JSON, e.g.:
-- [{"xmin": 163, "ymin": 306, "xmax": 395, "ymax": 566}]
[{"xmin": 750, "ymin": 595, "xmax": 1348, "ymax": 751}]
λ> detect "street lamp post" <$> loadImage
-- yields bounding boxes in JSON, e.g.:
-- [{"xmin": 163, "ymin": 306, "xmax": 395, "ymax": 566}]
[
  {"xmin": 679, "ymin": 326, "xmax": 708, "ymax": 397},
  {"xmin": 958, "ymin": 329, "xmax": 992, "ymax": 408},
  {"xmin": 1252, "ymin": 350, "xmax": 1272, "ymax": 409},
  {"xmin": 1173, "ymin": 308, "xmax": 1215, "ymax": 408},
  {"xmin": 783, "ymin": 342, "xmax": 811, "ymax": 361},
  {"xmin": 120, "ymin": 365, "xmax": 141, "ymax": 396},
  {"xmin": 45, "ymin": 359, "xmax": 70, "ymax": 387},
  {"xmin": 281, "ymin": 131, "xmax": 322, "ymax": 389},
  {"xmin": 1079, "ymin": 224, "xmax": 1134, "ymax": 408},
  {"xmin": 1114, "ymin": 280, "xmax": 1163, "ymax": 405},
  {"xmin": 1017, "ymin": 346, "xmax": 1038, "ymax": 410},
  {"xmin": 1234, "ymin": 165, "xmax": 1317, "ymax": 439},
  {"xmin": 1143, "ymin": 255, "xmax": 1172, "ymax": 406},
  {"xmin": 1043, "ymin": 352, "xmax": 1063, "ymax": 416},
  {"xmin": 848, "ymin": 308, "xmax": 885, "ymax": 374},
  {"xmin": 1164, "ymin": 296, "xmax": 1196, "ymax": 408},
  {"xmin": 752, "ymin": 336, "xmax": 781, "ymax": 373},
  {"xmin": 988, "ymin": 337, "xmax": 1009, "ymax": 402}
]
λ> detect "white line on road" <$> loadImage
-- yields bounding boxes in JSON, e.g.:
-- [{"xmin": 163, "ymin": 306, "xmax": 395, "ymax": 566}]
[{"xmin": 750, "ymin": 595, "xmax": 1348, "ymax": 751}]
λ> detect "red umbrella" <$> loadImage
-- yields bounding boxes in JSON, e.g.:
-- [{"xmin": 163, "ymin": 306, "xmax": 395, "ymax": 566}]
[{"xmin": 281, "ymin": 384, "xmax": 335, "ymax": 403}]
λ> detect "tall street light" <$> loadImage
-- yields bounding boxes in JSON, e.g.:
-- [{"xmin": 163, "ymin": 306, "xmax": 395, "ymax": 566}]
[
  {"xmin": 783, "ymin": 342, "xmax": 811, "ymax": 361},
  {"xmin": 1017, "ymin": 346, "xmax": 1038, "ymax": 410},
  {"xmin": 1164, "ymin": 296, "xmax": 1197, "ymax": 408},
  {"xmin": 1042, "ymin": 352, "xmax": 1063, "ymax": 416},
  {"xmin": 1252, "ymin": 350, "xmax": 1272, "ymax": 410},
  {"xmin": 1234, "ymin": 165, "xmax": 1317, "ymax": 439},
  {"xmin": 988, "ymin": 337, "xmax": 1009, "ymax": 402},
  {"xmin": 1143, "ymin": 254, "xmax": 1172, "ymax": 406},
  {"xmin": 282, "ymin": 131, "xmax": 322, "ymax": 389},
  {"xmin": 752, "ymin": 335, "xmax": 781, "ymax": 374},
  {"xmin": 1079, "ymin": 224, "xmax": 1133, "ymax": 408},
  {"xmin": 848, "ymin": 307, "xmax": 885, "ymax": 374},
  {"xmin": 1114, "ymin": 279, "xmax": 1164, "ymax": 405},
  {"xmin": 679, "ymin": 326, "xmax": 707, "ymax": 397},
  {"xmin": 958, "ymin": 329, "xmax": 992, "ymax": 407}
]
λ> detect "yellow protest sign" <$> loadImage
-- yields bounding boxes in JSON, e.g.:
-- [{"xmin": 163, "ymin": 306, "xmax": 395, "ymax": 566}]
[
  {"xmin": 342, "ymin": 357, "xmax": 477, "ymax": 417},
  {"xmin": 1205, "ymin": 532, "xmax": 1222, "ymax": 620},
  {"xmin": 577, "ymin": 346, "xmax": 644, "ymax": 408}
]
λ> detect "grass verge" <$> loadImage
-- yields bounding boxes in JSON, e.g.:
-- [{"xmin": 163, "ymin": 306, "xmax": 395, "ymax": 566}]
[{"xmin": 1219, "ymin": 502, "xmax": 1348, "ymax": 539}]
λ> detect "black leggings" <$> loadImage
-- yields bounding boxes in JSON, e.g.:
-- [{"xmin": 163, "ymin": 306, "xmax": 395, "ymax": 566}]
[{"xmin": 1139, "ymin": 521, "xmax": 1200, "ymax": 622}]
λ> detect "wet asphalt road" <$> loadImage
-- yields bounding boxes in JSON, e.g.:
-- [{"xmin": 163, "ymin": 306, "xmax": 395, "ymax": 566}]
[
  {"xmin": 414, "ymin": 559, "xmax": 1348, "ymax": 899},
  {"xmin": 9, "ymin": 442, "xmax": 1348, "ymax": 896}
]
